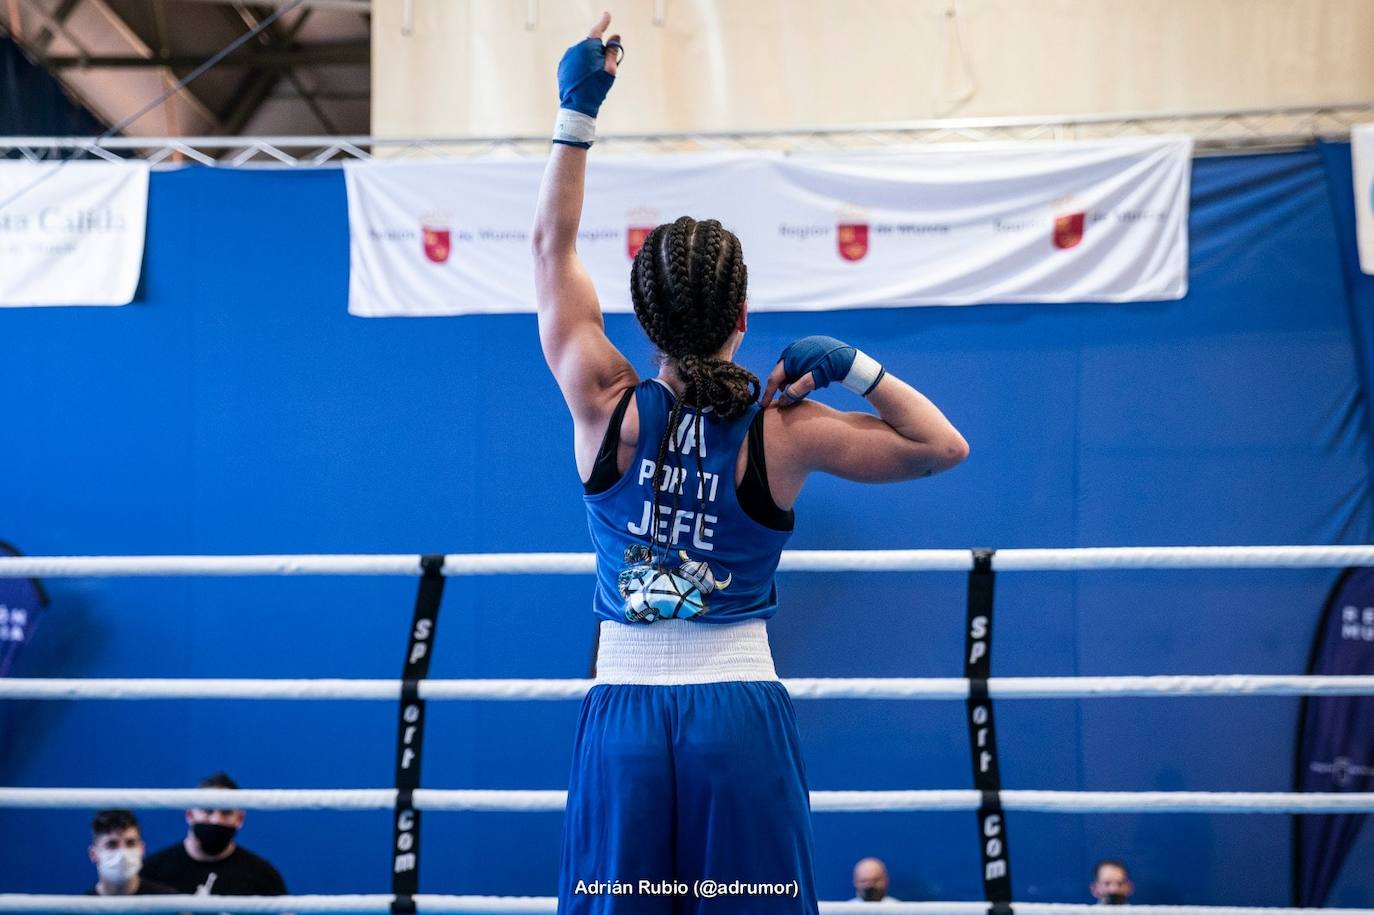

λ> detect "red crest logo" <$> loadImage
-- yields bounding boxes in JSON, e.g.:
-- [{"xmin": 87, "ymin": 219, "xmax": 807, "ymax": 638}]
[
  {"xmin": 422, "ymin": 218, "xmax": 451, "ymax": 264},
  {"xmin": 627, "ymin": 226, "xmax": 654, "ymax": 260},
  {"xmin": 1053, "ymin": 212, "xmax": 1085, "ymax": 250},
  {"xmin": 837, "ymin": 223, "xmax": 869, "ymax": 262}
]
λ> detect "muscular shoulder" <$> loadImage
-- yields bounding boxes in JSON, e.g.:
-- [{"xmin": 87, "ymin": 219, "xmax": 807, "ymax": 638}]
[
  {"xmin": 759, "ymin": 400, "xmax": 842, "ymax": 471},
  {"xmin": 753, "ymin": 401, "xmax": 839, "ymax": 506}
]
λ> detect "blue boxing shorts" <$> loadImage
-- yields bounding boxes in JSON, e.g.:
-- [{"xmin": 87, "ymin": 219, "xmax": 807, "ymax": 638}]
[{"xmin": 558, "ymin": 620, "xmax": 819, "ymax": 914}]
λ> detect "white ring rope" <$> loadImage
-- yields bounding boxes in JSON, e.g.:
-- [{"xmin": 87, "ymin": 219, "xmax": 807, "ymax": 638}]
[
  {"xmin": 2, "ymin": 545, "xmax": 1373, "ymax": 577},
  {"xmin": 5, "ymin": 549, "xmax": 1367, "ymax": 908},
  {"xmin": 2, "ymin": 787, "xmax": 1371, "ymax": 814},
  {"xmin": 1, "ymin": 898, "xmax": 1372, "ymax": 915},
  {"xmin": 4, "ymin": 674, "xmax": 1374, "ymax": 701}
]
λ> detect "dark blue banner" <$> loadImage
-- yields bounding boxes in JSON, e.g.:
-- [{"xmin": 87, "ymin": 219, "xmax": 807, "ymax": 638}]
[
  {"xmin": 1293, "ymin": 567, "xmax": 1374, "ymax": 907},
  {"xmin": 0, "ymin": 541, "xmax": 47, "ymax": 679},
  {"xmin": 1, "ymin": 37, "xmax": 105, "ymax": 138}
]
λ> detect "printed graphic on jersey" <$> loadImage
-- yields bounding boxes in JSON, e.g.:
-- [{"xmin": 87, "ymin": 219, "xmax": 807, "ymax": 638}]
[{"xmin": 617, "ymin": 545, "xmax": 732, "ymax": 624}]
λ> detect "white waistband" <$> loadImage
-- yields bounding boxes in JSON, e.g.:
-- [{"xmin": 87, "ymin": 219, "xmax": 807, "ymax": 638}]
[{"xmin": 595, "ymin": 619, "xmax": 778, "ymax": 685}]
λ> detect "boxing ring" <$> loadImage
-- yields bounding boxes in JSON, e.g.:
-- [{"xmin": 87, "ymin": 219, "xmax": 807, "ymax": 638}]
[{"xmin": 2, "ymin": 546, "xmax": 1373, "ymax": 914}]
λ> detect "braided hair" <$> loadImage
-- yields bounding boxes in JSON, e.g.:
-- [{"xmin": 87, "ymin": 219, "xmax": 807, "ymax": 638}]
[{"xmin": 629, "ymin": 216, "xmax": 758, "ymax": 575}]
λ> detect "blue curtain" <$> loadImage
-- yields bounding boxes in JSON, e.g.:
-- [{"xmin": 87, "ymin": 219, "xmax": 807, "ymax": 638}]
[{"xmin": 1, "ymin": 34, "xmax": 105, "ymax": 138}]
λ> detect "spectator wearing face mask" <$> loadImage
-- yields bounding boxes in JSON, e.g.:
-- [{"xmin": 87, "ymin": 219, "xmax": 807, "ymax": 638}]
[
  {"xmin": 852, "ymin": 857, "xmax": 898, "ymax": 902},
  {"xmin": 1091, "ymin": 859, "xmax": 1134, "ymax": 905},
  {"xmin": 142, "ymin": 772, "xmax": 287, "ymax": 896},
  {"xmin": 87, "ymin": 809, "xmax": 178, "ymax": 897}
]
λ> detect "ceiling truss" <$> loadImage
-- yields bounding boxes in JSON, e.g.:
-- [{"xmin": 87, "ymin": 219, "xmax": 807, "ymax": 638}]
[
  {"xmin": 3, "ymin": 102, "xmax": 1371, "ymax": 167},
  {"xmin": 1, "ymin": 0, "xmax": 369, "ymax": 136}
]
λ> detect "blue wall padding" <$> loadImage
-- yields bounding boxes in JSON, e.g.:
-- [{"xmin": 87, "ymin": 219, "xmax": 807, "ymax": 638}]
[
  {"xmin": 1319, "ymin": 140, "xmax": 1374, "ymax": 484},
  {"xmin": 1, "ymin": 148, "xmax": 1372, "ymax": 905}
]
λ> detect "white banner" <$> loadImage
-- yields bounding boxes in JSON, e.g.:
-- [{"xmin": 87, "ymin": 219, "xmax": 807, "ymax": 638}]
[
  {"xmin": 345, "ymin": 138, "xmax": 1191, "ymax": 317},
  {"xmin": 0, "ymin": 162, "xmax": 149, "ymax": 307},
  {"xmin": 1354, "ymin": 124, "xmax": 1374, "ymax": 276}
]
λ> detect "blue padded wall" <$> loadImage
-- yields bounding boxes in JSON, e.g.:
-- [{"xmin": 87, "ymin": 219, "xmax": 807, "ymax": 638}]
[{"xmin": 0, "ymin": 148, "xmax": 1371, "ymax": 904}]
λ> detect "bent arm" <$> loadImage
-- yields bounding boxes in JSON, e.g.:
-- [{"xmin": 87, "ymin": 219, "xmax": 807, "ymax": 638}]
[
  {"xmin": 854, "ymin": 372, "xmax": 969, "ymax": 478},
  {"xmin": 767, "ymin": 372, "xmax": 968, "ymax": 501}
]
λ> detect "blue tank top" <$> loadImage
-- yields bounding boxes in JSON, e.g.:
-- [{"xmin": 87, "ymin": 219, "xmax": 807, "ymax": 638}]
[{"xmin": 585, "ymin": 378, "xmax": 793, "ymax": 625}]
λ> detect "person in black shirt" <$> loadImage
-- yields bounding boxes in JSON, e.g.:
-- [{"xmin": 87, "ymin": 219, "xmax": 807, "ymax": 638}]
[
  {"xmin": 86, "ymin": 809, "xmax": 178, "ymax": 897},
  {"xmin": 142, "ymin": 772, "xmax": 287, "ymax": 897}
]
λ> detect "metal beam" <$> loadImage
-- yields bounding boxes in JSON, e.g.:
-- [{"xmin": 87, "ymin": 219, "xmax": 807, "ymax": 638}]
[
  {"xmin": 44, "ymin": 40, "xmax": 367, "ymax": 68},
  {"xmin": 217, "ymin": 3, "xmax": 312, "ymax": 134},
  {"xmin": 7, "ymin": 101, "xmax": 1368, "ymax": 165},
  {"xmin": 281, "ymin": 89, "xmax": 367, "ymax": 101},
  {"xmin": 51, "ymin": 0, "xmax": 225, "ymax": 132},
  {"xmin": 14, "ymin": 0, "xmax": 224, "ymax": 134},
  {"xmin": 169, "ymin": 0, "xmax": 370, "ymax": 10},
  {"xmin": 33, "ymin": 0, "xmax": 85, "ymax": 53},
  {"xmin": 214, "ymin": 0, "xmax": 294, "ymax": 134},
  {"xmin": 286, "ymin": 71, "xmax": 339, "ymax": 133},
  {"xmin": 229, "ymin": 0, "xmax": 341, "ymax": 134},
  {"xmin": 15, "ymin": 0, "xmax": 90, "ymax": 57}
]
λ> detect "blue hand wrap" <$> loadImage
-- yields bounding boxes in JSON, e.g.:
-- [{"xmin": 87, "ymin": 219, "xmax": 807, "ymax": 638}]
[
  {"xmin": 782, "ymin": 336, "xmax": 854, "ymax": 391},
  {"xmin": 557, "ymin": 37, "xmax": 616, "ymax": 118},
  {"xmin": 780, "ymin": 335, "xmax": 886, "ymax": 400}
]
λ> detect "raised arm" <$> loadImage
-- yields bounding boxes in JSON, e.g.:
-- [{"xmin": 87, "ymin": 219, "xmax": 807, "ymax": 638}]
[
  {"xmin": 531, "ymin": 13, "xmax": 637, "ymax": 430},
  {"xmin": 758, "ymin": 336, "xmax": 969, "ymax": 504}
]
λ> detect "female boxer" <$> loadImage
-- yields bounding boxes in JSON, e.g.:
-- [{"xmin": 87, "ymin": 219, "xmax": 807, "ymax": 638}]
[{"xmin": 532, "ymin": 15, "xmax": 968, "ymax": 913}]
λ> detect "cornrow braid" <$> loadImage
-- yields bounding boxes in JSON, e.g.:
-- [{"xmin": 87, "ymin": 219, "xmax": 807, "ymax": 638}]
[
  {"xmin": 678, "ymin": 354, "xmax": 759, "ymax": 420},
  {"xmin": 629, "ymin": 216, "xmax": 758, "ymax": 573},
  {"xmin": 631, "ymin": 216, "xmax": 756, "ymax": 416}
]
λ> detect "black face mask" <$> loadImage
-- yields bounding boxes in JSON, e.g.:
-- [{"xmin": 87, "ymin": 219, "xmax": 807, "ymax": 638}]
[
  {"xmin": 860, "ymin": 887, "xmax": 885, "ymax": 902},
  {"xmin": 193, "ymin": 823, "xmax": 237, "ymax": 856},
  {"xmin": 1103, "ymin": 894, "xmax": 1128, "ymax": 906}
]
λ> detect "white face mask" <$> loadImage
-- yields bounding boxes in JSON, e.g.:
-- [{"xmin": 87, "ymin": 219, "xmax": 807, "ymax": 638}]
[{"xmin": 96, "ymin": 847, "xmax": 143, "ymax": 886}]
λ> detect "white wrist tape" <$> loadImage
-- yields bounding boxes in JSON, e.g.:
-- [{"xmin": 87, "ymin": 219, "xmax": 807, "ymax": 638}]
[
  {"xmin": 553, "ymin": 109, "xmax": 597, "ymax": 147},
  {"xmin": 841, "ymin": 350, "xmax": 885, "ymax": 396}
]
